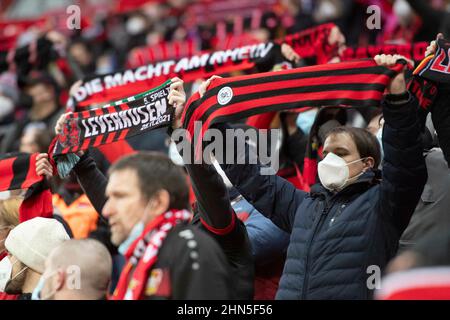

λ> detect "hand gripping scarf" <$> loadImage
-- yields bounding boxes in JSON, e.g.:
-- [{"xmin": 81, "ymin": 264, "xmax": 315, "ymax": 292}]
[
  {"xmin": 0, "ymin": 153, "xmax": 53, "ymax": 222},
  {"xmin": 408, "ymin": 37, "xmax": 450, "ymax": 112},
  {"xmin": 112, "ymin": 209, "xmax": 192, "ymax": 300},
  {"xmin": 413, "ymin": 38, "xmax": 450, "ymax": 84},
  {"xmin": 181, "ymin": 58, "xmax": 406, "ymax": 158}
]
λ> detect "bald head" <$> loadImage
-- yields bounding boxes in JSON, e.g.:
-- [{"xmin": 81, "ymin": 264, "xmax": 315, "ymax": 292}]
[{"xmin": 42, "ymin": 239, "xmax": 112, "ymax": 300}]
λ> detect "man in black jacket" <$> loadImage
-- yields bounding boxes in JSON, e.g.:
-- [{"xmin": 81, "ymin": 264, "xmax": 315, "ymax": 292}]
[{"xmin": 171, "ymin": 54, "xmax": 428, "ymax": 299}]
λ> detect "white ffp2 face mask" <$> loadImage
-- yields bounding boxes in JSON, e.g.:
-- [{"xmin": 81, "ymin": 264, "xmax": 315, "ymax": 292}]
[{"xmin": 318, "ymin": 152, "xmax": 366, "ymax": 192}]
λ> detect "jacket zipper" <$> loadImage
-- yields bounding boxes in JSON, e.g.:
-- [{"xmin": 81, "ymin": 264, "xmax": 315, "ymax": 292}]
[{"xmin": 301, "ymin": 199, "xmax": 334, "ymax": 299}]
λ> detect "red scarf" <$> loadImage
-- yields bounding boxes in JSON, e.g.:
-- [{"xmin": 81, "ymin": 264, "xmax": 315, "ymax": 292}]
[
  {"xmin": 342, "ymin": 42, "xmax": 428, "ymax": 65},
  {"xmin": 181, "ymin": 59, "xmax": 405, "ymax": 158},
  {"xmin": 112, "ymin": 209, "xmax": 192, "ymax": 300},
  {"xmin": 53, "ymin": 81, "xmax": 173, "ymax": 156}
]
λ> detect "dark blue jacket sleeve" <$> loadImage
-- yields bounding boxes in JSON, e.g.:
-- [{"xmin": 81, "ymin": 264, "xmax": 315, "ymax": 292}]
[
  {"xmin": 379, "ymin": 92, "xmax": 428, "ymax": 235},
  {"xmin": 215, "ymin": 123, "xmax": 308, "ymax": 233}
]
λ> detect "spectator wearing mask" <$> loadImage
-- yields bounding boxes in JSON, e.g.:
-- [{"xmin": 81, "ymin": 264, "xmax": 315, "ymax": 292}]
[
  {"xmin": 105, "ymin": 153, "xmax": 232, "ymax": 300},
  {"xmin": 1, "ymin": 217, "xmax": 69, "ymax": 300},
  {"xmin": 371, "ymin": 113, "xmax": 448, "ymax": 253},
  {"xmin": 33, "ymin": 239, "xmax": 112, "ymax": 300},
  {"xmin": 175, "ymin": 54, "xmax": 427, "ymax": 299}
]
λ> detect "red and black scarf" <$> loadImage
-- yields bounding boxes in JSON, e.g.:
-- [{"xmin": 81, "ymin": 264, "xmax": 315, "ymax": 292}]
[
  {"xmin": 0, "ymin": 153, "xmax": 53, "ymax": 222},
  {"xmin": 112, "ymin": 209, "xmax": 192, "ymax": 300},
  {"xmin": 181, "ymin": 58, "xmax": 405, "ymax": 157},
  {"xmin": 0, "ymin": 36, "xmax": 58, "ymax": 76},
  {"xmin": 53, "ymin": 81, "xmax": 173, "ymax": 156}
]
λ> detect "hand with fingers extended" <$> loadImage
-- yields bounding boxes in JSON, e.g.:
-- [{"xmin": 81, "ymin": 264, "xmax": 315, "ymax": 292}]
[
  {"xmin": 425, "ymin": 33, "xmax": 444, "ymax": 57},
  {"xmin": 168, "ymin": 77, "xmax": 187, "ymax": 130},
  {"xmin": 36, "ymin": 153, "xmax": 54, "ymax": 180},
  {"xmin": 281, "ymin": 43, "xmax": 301, "ymax": 64},
  {"xmin": 374, "ymin": 54, "xmax": 411, "ymax": 95}
]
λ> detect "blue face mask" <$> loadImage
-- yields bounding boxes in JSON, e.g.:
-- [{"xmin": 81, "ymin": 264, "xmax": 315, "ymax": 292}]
[
  {"xmin": 296, "ymin": 109, "xmax": 318, "ymax": 135},
  {"xmin": 118, "ymin": 222, "xmax": 145, "ymax": 256}
]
